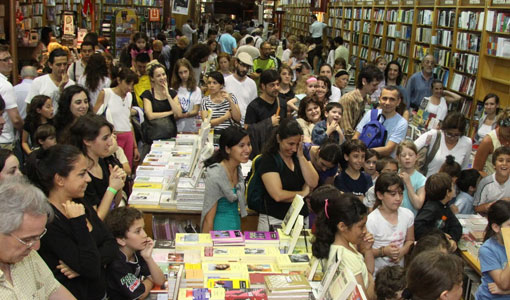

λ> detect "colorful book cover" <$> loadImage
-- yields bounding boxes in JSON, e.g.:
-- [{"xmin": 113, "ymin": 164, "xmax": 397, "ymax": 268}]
[
  {"xmin": 178, "ymin": 288, "xmax": 225, "ymax": 300},
  {"xmin": 225, "ymin": 288, "xmax": 268, "ymax": 300},
  {"xmin": 244, "ymin": 231, "xmax": 279, "ymax": 242},
  {"xmin": 207, "ymin": 278, "xmax": 250, "ymax": 289},
  {"xmin": 246, "ymin": 263, "xmax": 278, "ymax": 273},
  {"xmin": 210, "ymin": 230, "xmax": 244, "ymax": 242}
]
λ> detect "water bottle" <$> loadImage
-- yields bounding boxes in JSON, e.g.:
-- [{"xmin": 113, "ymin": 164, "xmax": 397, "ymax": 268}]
[{"xmin": 436, "ymin": 215, "xmax": 447, "ymax": 229}]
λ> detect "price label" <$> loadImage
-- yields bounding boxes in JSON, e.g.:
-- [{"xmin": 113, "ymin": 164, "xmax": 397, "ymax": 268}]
[
  {"xmin": 445, "ymin": 0, "xmax": 453, "ymax": 4},
  {"xmin": 391, "ymin": 0, "xmax": 398, "ymax": 4},
  {"xmin": 469, "ymin": 0, "xmax": 480, "ymax": 4},
  {"xmin": 406, "ymin": 0, "xmax": 413, "ymax": 4}
]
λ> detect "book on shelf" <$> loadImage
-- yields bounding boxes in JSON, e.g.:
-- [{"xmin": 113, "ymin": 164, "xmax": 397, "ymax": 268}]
[
  {"xmin": 281, "ymin": 195, "xmax": 305, "ymax": 235},
  {"xmin": 450, "ymin": 73, "xmax": 476, "ymax": 97},
  {"xmin": 486, "ymin": 11, "xmax": 510, "ymax": 33},
  {"xmin": 487, "ymin": 36, "xmax": 510, "ymax": 58},
  {"xmin": 458, "ymin": 11, "xmax": 484, "ymax": 31},
  {"xmin": 438, "ymin": 10, "xmax": 455, "ymax": 28}
]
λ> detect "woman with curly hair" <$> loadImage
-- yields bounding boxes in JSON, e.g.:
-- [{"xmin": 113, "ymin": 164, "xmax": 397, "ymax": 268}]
[
  {"xmin": 54, "ymin": 85, "xmax": 92, "ymax": 144},
  {"xmin": 78, "ymin": 53, "xmax": 111, "ymax": 107}
]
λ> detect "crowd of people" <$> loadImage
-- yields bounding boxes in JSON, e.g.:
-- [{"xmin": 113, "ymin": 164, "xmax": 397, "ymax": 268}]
[{"xmin": 0, "ymin": 15, "xmax": 508, "ymax": 300}]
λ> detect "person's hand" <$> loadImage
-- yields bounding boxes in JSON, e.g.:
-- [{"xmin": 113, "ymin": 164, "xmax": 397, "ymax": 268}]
[
  {"xmin": 296, "ymin": 136, "xmax": 304, "ymax": 158},
  {"xmin": 62, "ymin": 200, "xmax": 85, "ymax": 219},
  {"xmin": 399, "ymin": 172, "xmax": 411, "ymax": 186},
  {"xmin": 57, "ymin": 260, "xmax": 80, "ymax": 279},
  {"xmin": 359, "ymin": 232, "xmax": 374, "ymax": 253},
  {"xmin": 223, "ymin": 110, "xmax": 231, "ymax": 121},
  {"xmin": 385, "ymin": 243, "xmax": 401, "ymax": 262},
  {"xmin": 140, "ymin": 237, "xmax": 155, "ymax": 259},
  {"xmin": 326, "ymin": 120, "xmax": 338, "ymax": 136},
  {"xmin": 59, "ymin": 73, "xmax": 69, "ymax": 89},
  {"xmin": 133, "ymin": 148, "xmax": 140, "ymax": 163},
  {"xmin": 445, "ymin": 233, "xmax": 458, "ymax": 252},
  {"xmin": 109, "ymin": 165, "xmax": 126, "ymax": 191},
  {"xmin": 221, "ymin": 91, "xmax": 231, "ymax": 102},
  {"xmin": 271, "ymin": 114, "xmax": 280, "ymax": 126},
  {"xmin": 489, "ymin": 283, "xmax": 507, "ymax": 295}
]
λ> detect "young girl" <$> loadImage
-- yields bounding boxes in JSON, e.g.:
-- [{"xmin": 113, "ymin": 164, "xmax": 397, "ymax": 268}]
[
  {"xmin": 94, "ymin": 67, "xmax": 140, "ymax": 169},
  {"xmin": 397, "ymin": 141, "xmax": 426, "ymax": 216},
  {"xmin": 335, "ymin": 139, "xmax": 373, "ymax": 199},
  {"xmin": 371, "ymin": 56, "xmax": 388, "ymax": 104},
  {"xmin": 319, "ymin": 64, "xmax": 341, "ymax": 102},
  {"xmin": 316, "ymin": 75, "xmax": 332, "ymax": 107},
  {"xmin": 476, "ymin": 200, "xmax": 510, "ymax": 299},
  {"xmin": 278, "ymin": 64, "xmax": 295, "ymax": 104},
  {"xmin": 171, "ymin": 58, "xmax": 202, "ymax": 133},
  {"xmin": 406, "ymin": 251, "xmax": 464, "ymax": 300},
  {"xmin": 287, "ymin": 75, "xmax": 317, "ymax": 115},
  {"xmin": 129, "ymin": 32, "xmax": 153, "ymax": 69},
  {"xmin": 364, "ymin": 149, "xmax": 379, "ymax": 182},
  {"xmin": 217, "ymin": 52, "xmax": 232, "ymax": 78},
  {"xmin": 21, "ymin": 95, "xmax": 54, "ymax": 155},
  {"xmin": 367, "ymin": 172, "xmax": 415, "ymax": 274},
  {"xmin": 439, "ymin": 155, "xmax": 461, "ymax": 183},
  {"xmin": 288, "ymin": 42, "xmax": 308, "ymax": 81},
  {"xmin": 201, "ymin": 126, "xmax": 252, "ymax": 232},
  {"xmin": 79, "ymin": 53, "xmax": 111, "ymax": 107},
  {"xmin": 311, "ymin": 187, "xmax": 375, "ymax": 299}
]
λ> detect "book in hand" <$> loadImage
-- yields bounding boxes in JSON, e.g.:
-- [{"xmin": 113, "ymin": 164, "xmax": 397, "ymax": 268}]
[
  {"xmin": 327, "ymin": 267, "xmax": 357, "ymax": 300},
  {"xmin": 244, "ymin": 231, "xmax": 280, "ymax": 245},
  {"xmin": 225, "ymin": 288, "xmax": 268, "ymax": 300},
  {"xmin": 281, "ymin": 195, "xmax": 305, "ymax": 235},
  {"xmin": 210, "ymin": 230, "xmax": 245, "ymax": 246},
  {"xmin": 264, "ymin": 274, "xmax": 312, "ymax": 294}
]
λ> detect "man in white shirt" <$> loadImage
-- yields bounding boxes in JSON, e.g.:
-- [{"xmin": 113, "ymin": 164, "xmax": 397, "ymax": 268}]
[
  {"xmin": 67, "ymin": 41, "xmax": 94, "ymax": 82},
  {"xmin": 354, "ymin": 86, "xmax": 408, "ymax": 157},
  {"xmin": 0, "ymin": 45, "xmax": 23, "ymax": 150},
  {"xmin": 25, "ymin": 48, "xmax": 75, "ymax": 112},
  {"xmin": 14, "ymin": 66, "xmax": 37, "ymax": 119},
  {"xmin": 182, "ymin": 19, "xmax": 197, "ymax": 46},
  {"xmin": 0, "ymin": 178, "xmax": 76, "ymax": 300},
  {"xmin": 309, "ymin": 15, "xmax": 327, "ymax": 73},
  {"xmin": 224, "ymin": 53, "xmax": 258, "ymax": 125}
]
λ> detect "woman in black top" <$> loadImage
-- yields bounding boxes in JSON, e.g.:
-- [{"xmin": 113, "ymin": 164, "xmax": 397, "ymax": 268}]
[
  {"xmin": 141, "ymin": 61, "xmax": 182, "ymax": 143},
  {"xmin": 26, "ymin": 144, "xmax": 117, "ymax": 300},
  {"xmin": 54, "ymin": 85, "xmax": 93, "ymax": 144},
  {"xmin": 70, "ymin": 114, "xmax": 126, "ymax": 220},
  {"xmin": 256, "ymin": 118, "xmax": 319, "ymax": 231}
]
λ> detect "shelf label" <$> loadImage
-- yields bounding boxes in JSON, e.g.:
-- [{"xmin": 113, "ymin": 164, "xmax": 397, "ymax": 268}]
[
  {"xmin": 406, "ymin": 0, "xmax": 413, "ymax": 4},
  {"xmin": 444, "ymin": 0, "xmax": 454, "ymax": 4},
  {"xmin": 390, "ymin": 0, "xmax": 398, "ymax": 4},
  {"xmin": 469, "ymin": 0, "xmax": 480, "ymax": 3}
]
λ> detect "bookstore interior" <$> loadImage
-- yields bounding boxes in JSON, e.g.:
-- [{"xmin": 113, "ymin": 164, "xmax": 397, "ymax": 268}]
[{"xmin": 2, "ymin": 0, "xmax": 510, "ymax": 299}]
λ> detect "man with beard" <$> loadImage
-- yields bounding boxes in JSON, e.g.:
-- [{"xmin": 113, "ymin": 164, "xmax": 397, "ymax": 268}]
[
  {"xmin": 406, "ymin": 54, "xmax": 436, "ymax": 111},
  {"xmin": 224, "ymin": 53, "xmax": 258, "ymax": 125},
  {"xmin": 244, "ymin": 69, "xmax": 287, "ymax": 157}
]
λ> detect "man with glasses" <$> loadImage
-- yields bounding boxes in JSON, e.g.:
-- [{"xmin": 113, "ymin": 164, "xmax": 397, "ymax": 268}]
[
  {"xmin": 0, "ymin": 177, "xmax": 76, "ymax": 299},
  {"xmin": 0, "ymin": 45, "xmax": 23, "ymax": 151},
  {"xmin": 406, "ymin": 54, "xmax": 436, "ymax": 111},
  {"xmin": 225, "ymin": 52, "xmax": 258, "ymax": 125}
]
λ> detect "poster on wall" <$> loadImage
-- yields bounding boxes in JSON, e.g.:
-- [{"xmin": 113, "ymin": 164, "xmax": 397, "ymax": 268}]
[{"xmin": 172, "ymin": 0, "xmax": 188, "ymax": 15}]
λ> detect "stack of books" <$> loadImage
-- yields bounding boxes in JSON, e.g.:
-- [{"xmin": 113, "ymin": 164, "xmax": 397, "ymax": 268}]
[
  {"xmin": 211, "ymin": 230, "xmax": 245, "ymax": 246},
  {"xmin": 175, "ymin": 233, "xmax": 213, "ymax": 250},
  {"xmin": 264, "ymin": 274, "xmax": 311, "ymax": 299},
  {"xmin": 244, "ymin": 231, "xmax": 280, "ymax": 248},
  {"xmin": 241, "ymin": 247, "xmax": 281, "ymax": 263}
]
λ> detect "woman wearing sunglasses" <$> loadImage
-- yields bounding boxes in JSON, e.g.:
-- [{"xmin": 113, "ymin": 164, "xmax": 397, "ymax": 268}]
[
  {"xmin": 473, "ymin": 108, "xmax": 510, "ymax": 177},
  {"xmin": 414, "ymin": 112, "xmax": 472, "ymax": 177}
]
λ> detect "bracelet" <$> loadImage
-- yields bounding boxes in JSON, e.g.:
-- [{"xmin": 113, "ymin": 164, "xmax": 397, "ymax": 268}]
[
  {"xmin": 380, "ymin": 247, "xmax": 384, "ymax": 257},
  {"xmin": 107, "ymin": 187, "xmax": 118, "ymax": 196}
]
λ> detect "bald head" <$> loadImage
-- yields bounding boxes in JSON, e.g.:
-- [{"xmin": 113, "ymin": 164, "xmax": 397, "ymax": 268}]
[{"xmin": 20, "ymin": 66, "xmax": 37, "ymax": 79}]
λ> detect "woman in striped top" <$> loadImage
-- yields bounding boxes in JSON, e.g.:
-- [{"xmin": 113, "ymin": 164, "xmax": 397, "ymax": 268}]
[{"xmin": 201, "ymin": 71, "xmax": 241, "ymax": 133}]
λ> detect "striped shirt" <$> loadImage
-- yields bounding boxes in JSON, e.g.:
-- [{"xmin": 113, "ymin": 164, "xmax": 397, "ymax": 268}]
[{"xmin": 201, "ymin": 93, "xmax": 238, "ymax": 131}]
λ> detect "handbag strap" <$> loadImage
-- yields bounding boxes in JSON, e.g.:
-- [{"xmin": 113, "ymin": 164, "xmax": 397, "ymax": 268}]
[{"xmin": 425, "ymin": 131, "xmax": 442, "ymax": 167}]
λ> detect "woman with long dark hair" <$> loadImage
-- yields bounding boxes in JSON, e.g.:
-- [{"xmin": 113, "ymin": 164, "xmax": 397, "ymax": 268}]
[
  {"xmin": 54, "ymin": 85, "xmax": 92, "ymax": 144},
  {"xmin": 201, "ymin": 126, "xmax": 251, "ymax": 232},
  {"xmin": 78, "ymin": 53, "xmax": 111, "ymax": 107}
]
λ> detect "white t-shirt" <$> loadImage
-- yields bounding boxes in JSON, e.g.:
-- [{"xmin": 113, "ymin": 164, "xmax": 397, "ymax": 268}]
[
  {"xmin": 367, "ymin": 207, "xmax": 414, "ymax": 274},
  {"xmin": 78, "ymin": 75, "xmax": 111, "ymax": 108},
  {"xmin": 281, "ymin": 49, "xmax": 292, "ymax": 63},
  {"xmin": 24, "ymin": 74, "xmax": 75, "ymax": 113},
  {"xmin": 176, "ymin": 86, "xmax": 202, "ymax": 133},
  {"xmin": 103, "ymin": 88, "xmax": 132, "ymax": 132},
  {"xmin": 330, "ymin": 85, "xmax": 341, "ymax": 103},
  {"xmin": 424, "ymin": 96, "xmax": 448, "ymax": 121},
  {"xmin": 224, "ymin": 75, "xmax": 258, "ymax": 125},
  {"xmin": 67, "ymin": 60, "xmax": 85, "ymax": 82},
  {"xmin": 0, "ymin": 73, "xmax": 18, "ymax": 143},
  {"xmin": 414, "ymin": 129, "xmax": 472, "ymax": 177},
  {"xmin": 473, "ymin": 173, "xmax": 510, "ymax": 207}
]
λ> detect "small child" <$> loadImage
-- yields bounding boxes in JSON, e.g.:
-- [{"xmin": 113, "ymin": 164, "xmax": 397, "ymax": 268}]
[
  {"xmin": 335, "ymin": 139, "xmax": 372, "ymax": 198},
  {"xmin": 34, "ymin": 124, "xmax": 57, "ymax": 150},
  {"xmin": 409, "ymin": 229, "xmax": 451, "ymax": 264},
  {"xmin": 364, "ymin": 149, "xmax": 379, "ymax": 182},
  {"xmin": 364, "ymin": 157, "xmax": 398, "ymax": 210},
  {"xmin": 104, "ymin": 207, "xmax": 165, "ymax": 300},
  {"xmin": 407, "ymin": 251, "xmax": 464, "ymax": 300},
  {"xmin": 367, "ymin": 173, "xmax": 414, "ymax": 274},
  {"xmin": 439, "ymin": 155, "xmax": 461, "ymax": 183},
  {"xmin": 375, "ymin": 265, "xmax": 405, "ymax": 300},
  {"xmin": 311, "ymin": 102, "xmax": 345, "ymax": 145},
  {"xmin": 414, "ymin": 172, "xmax": 462, "ymax": 245},
  {"xmin": 476, "ymin": 200, "xmax": 510, "ymax": 299},
  {"xmin": 311, "ymin": 188, "xmax": 375, "ymax": 299},
  {"xmin": 287, "ymin": 75, "xmax": 317, "ymax": 114},
  {"xmin": 397, "ymin": 141, "xmax": 426, "ymax": 216},
  {"xmin": 129, "ymin": 32, "xmax": 153, "ymax": 68},
  {"xmin": 474, "ymin": 146, "xmax": 510, "ymax": 215},
  {"xmin": 451, "ymin": 169, "xmax": 480, "ymax": 214},
  {"xmin": 21, "ymin": 95, "xmax": 54, "ymax": 155}
]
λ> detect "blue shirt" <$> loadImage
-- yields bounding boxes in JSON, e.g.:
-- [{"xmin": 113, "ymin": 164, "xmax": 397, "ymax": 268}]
[
  {"xmin": 453, "ymin": 191, "xmax": 475, "ymax": 215},
  {"xmin": 406, "ymin": 71, "xmax": 434, "ymax": 109},
  {"xmin": 477, "ymin": 237, "xmax": 510, "ymax": 300},
  {"xmin": 218, "ymin": 33, "xmax": 237, "ymax": 55},
  {"xmin": 355, "ymin": 109, "xmax": 408, "ymax": 157},
  {"xmin": 309, "ymin": 21, "xmax": 327, "ymax": 38},
  {"xmin": 334, "ymin": 170, "xmax": 373, "ymax": 196},
  {"xmin": 401, "ymin": 170, "xmax": 426, "ymax": 216},
  {"xmin": 311, "ymin": 120, "xmax": 343, "ymax": 146}
]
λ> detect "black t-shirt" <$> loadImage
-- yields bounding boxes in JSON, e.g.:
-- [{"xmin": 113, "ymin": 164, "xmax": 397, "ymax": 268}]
[
  {"xmin": 279, "ymin": 89, "xmax": 295, "ymax": 104},
  {"xmin": 86, "ymin": 158, "xmax": 110, "ymax": 208},
  {"xmin": 106, "ymin": 249, "xmax": 151, "ymax": 300},
  {"xmin": 24, "ymin": 119, "xmax": 54, "ymax": 146},
  {"xmin": 245, "ymin": 96, "xmax": 287, "ymax": 125},
  {"xmin": 334, "ymin": 170, "xmax": 373, "ymax": 196},
  {"xmin": 258, "ymin": 153, "xmax": 308, "ymax": 220},
  {"xmin": 140, "ymin": 88, "xmax": 178, "ymax": 113}
]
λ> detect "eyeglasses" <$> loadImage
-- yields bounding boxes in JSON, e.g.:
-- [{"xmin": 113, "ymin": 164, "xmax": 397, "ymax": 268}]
[
  {"xmin": 10, "ymin": 228, "xmax": 47, "ymax": 248},
  {"xmin": 445, "ymin": 131, "xmax": 462, "ymax": 139},
  {"xmin": 0, "ymin": 56, "xmax": 12, "ymax": 62}
]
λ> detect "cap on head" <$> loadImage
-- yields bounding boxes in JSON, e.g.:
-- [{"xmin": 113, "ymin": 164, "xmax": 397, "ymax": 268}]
[{"xmin": 236, "ymin": 52, "xmax": 253, "ymax": 66}]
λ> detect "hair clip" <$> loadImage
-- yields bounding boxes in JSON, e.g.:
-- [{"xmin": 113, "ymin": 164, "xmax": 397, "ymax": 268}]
[{"xmin": 324, "ymin": 198, "xmax": 330, "ymax": 219}]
